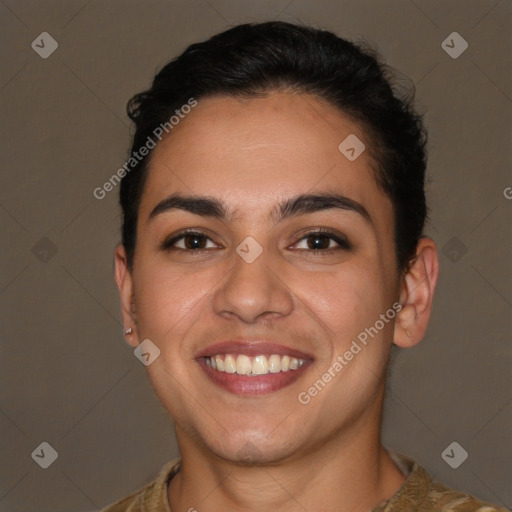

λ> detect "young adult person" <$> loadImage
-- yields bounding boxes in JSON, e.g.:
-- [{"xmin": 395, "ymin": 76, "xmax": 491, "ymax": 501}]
[{"xmin": 104, "ymin": 21, "xmax": 506, "ymax": 512}]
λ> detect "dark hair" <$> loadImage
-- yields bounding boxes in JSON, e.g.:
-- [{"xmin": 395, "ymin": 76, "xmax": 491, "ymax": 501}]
[{"xmin": 121, "ymin": 21, "xmax": 428, "ymax": 273}]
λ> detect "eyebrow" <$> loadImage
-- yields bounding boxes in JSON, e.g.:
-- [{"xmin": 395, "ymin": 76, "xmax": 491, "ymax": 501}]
[{"xmin": 148, "ymin": 192, "xmax": 372, "ymax": 225}]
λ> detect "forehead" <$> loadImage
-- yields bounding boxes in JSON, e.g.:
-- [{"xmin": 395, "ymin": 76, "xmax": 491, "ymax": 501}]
[{"xmin": 139, "ymin": 91, "xmax": 390, "ymax": 223}]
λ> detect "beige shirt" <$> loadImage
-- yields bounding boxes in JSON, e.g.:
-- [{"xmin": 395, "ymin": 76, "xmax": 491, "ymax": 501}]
[{"xmin": 101, "ymin": 453, "xmax": 508, "ymax": 512}]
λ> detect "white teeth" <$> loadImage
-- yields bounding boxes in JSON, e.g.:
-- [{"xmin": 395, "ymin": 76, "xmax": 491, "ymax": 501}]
[
  {"xmin": 268, "ymin": 354, "xmax": 281, "ymax": 373},
  {"xmin": 252, "ymin": 355, "xmax": 268, "ymax": 375},
  {"xmin": 224, "ymin": 354, "xmax": 236, "ymax": 373},
  {"xmin": 236, "ymin": 355, "xmax": 252, "ymax": 375},
  {"xmin": 206, "ymin": 354, "xmax": 307, "ymax": 376}
]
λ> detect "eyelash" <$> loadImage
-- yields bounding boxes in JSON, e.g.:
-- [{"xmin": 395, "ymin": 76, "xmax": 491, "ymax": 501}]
[{"xmin": 160, "ymin": 229, "xmax": 351, "ymax": 254}]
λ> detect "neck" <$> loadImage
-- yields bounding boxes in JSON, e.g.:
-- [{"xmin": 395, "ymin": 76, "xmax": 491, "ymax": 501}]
[{"xmin": 168, "ymin": 394, "xmax": 405, "ymax": 511}]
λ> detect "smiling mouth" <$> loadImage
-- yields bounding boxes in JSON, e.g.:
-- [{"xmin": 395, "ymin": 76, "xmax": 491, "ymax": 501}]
[
  {"xmin": 198, "ymin": 353, "xmax": 312, "ymax": 395},
  {"xmin": 204, "ymin": 353, "xmax": 306, "ymax": 376}
]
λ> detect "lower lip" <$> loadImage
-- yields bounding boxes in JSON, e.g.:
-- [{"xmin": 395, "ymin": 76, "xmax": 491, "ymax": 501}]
[{"xmin": 198, "ymin": 359, "xmax": 311, "ymax": 395}]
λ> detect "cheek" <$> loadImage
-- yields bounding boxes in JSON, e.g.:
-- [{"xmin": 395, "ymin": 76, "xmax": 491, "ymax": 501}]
[
  {"xmin": 295, "ymin": 264, "xmax": 388, "ymax": 332},
  {"xmin": 133, "ymin": 263, "xmax": 212, "ymax": 342}
]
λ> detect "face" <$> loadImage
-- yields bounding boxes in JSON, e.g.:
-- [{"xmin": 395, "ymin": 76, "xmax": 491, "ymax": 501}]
[{"xmin": 119, "ymin": 91, "xmax": 403, "ymax": 464}]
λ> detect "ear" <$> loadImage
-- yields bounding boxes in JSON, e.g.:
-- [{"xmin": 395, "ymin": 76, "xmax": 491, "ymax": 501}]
[
  {"xmin": 394, "ymin": 237, "xmax": 439, "ymax": 348},
  {"xmin": 114, "ymin": 244, "xmax": 139, "ymax": 347}
]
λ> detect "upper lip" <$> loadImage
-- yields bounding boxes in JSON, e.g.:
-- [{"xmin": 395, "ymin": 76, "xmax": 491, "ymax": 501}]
[{"xmin": 196, "ymin": 339, "xmax": 314, "ymax": 360}]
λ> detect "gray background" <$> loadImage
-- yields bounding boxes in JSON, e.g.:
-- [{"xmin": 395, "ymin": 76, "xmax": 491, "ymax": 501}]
[{"xmin": 1, "ymin": 1, "xmax": 511, "ymax": 511}]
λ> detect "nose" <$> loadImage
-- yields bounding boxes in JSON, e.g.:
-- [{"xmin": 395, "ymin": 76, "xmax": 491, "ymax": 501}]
[{"xmin": 212, "ymin": 246, "xmax": 294, "ymax": 324}]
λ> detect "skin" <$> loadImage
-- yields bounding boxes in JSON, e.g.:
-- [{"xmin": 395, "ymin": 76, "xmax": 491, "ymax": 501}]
[{"xmin": 115, "ymin": 91, "xmax": 439, "ymax": 511}]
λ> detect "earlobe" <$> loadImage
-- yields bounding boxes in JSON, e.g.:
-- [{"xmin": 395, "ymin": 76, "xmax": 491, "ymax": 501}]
[
  {"xmin": 394, "ymin": 237, "xmax": 440, "ymax": 348},
  {"xmin": 114, "ymin": 245, "xmax": 139, "ymax": 347}
]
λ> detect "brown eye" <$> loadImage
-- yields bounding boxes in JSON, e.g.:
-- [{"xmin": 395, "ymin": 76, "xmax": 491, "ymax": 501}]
[
  {"xmin": 182, "ymin": 233, "xmax": 208, "ymax": 249},
  {"xmin": 305, "ymin": 234, "xmax": 331, "ymax": 250},
  {"xmin": 292, "ymin": 230, "xmax": 350, "ymax": 252},
  {"xmin": 161, "ymin": 231, "xmax": 218, "ymax": 251}
]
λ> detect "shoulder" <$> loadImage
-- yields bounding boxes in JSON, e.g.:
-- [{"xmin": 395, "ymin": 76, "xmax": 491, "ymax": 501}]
[
  {"xmin": 100, "ymin": 458, "xmax": 181, "ymax": 512},
  {"xmin": 381, "ymin": 453, "xmax": 509, "ymax": 512},
  {"xmin": 421, "ymin": 479, "xmax": 509, "ymax": 512}
]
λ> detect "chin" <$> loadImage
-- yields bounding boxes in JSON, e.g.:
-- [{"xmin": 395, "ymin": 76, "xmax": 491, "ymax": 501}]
[{"xmin": 207, "ymin": 431, "xmax": 302, "ymax": 467}]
